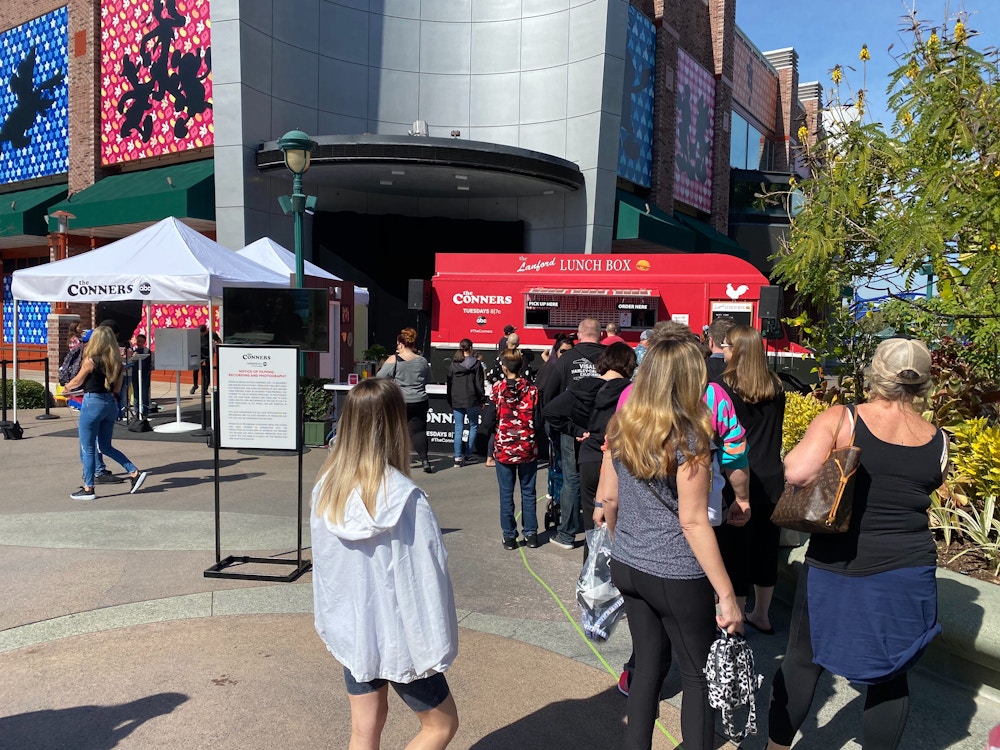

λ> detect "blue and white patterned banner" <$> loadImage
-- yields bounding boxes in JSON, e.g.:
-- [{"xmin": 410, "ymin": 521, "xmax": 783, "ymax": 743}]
[
  {"xmin": 0, "ymin": 7, "xmax": 69, "ymax": 185},
  {"xmin": 617, "ymin": 5, "xmax": 655, "ymax": 187},
  {"xmin": 3, "ymin": 275, "xmax": 50, "ymax": 345}
]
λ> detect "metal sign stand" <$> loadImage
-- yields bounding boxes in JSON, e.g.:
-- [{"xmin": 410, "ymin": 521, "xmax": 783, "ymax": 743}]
[{"xmin": 204, "ymin": 345, "xmax": 310, "ymax": 582}]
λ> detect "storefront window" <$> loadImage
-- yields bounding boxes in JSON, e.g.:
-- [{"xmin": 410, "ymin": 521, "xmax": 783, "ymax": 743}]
[{"xmin": 730, "ymin": 111, "xmax": 774, "ymax": 171}]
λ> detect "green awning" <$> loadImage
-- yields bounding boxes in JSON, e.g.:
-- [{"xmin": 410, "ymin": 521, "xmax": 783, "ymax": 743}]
[
  {"xmin": 615, "ymin": 190, "xmax": 696, "ymax": 253},
  {"xmin": 674, "ymin": 212, "xmax": 749, "ymax": 259},
  {"xmin": 46, "ymin": 159, "xmax": 215, "ymax": 231},
  {"xmin": 0, "ymin": 183, "xmax": 68, "ymax": 237}
]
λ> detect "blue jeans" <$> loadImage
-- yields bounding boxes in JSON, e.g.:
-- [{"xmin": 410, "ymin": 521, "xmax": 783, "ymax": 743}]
[
  {"xmin": 545, "ymin": 421, "xmax": 563, "ymax": 501},
  {"xmin": 79, "ymin": 393, "xmax": 138, "ymax": 487},
  {"xmin": 496, "ymin": 460, "xmax": 538, "ymax": 539},
  {"xmin": 452, "ymin": 406, "xmax": 480, "ymax": 459},
  {"xmin": 556, "ymin": 433, "xmax": 582, "ymax": 542}
]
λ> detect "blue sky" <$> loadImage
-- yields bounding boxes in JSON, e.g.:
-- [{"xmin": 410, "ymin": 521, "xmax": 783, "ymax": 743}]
[
  {"xmin": 736, "ymin": 1, "xmax": 999, "ymax": 298},
  {"xmin": 736, "ymin": 0, "xmax": 1000, "ymax": 133}
]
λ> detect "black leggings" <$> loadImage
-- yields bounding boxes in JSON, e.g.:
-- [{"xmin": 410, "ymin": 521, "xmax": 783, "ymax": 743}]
[
  {"xmin": 714, "ymin": 500, "xmax": 781, "ymax": 596},
  {"xmin": 769, "ymin": 567, "xmax": 911, "ymax": 748},
  {"xmin": 406, "ymin": 400, "xmax": 429, "ymax": 462},
  {"xmin": 610, "ymin": 560, "xmax": 717, "ymax": 750}
]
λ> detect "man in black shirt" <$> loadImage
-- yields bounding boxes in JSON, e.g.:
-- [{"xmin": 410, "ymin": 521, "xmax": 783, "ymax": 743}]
[{"xmin": 542, "ymin": 318, "xmax": 605, "ymax": 549}]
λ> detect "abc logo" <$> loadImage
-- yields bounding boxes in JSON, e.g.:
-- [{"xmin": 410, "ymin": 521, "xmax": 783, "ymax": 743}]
[
  {"xmin": 476, "ymin": 316, "xmax": 487, "ymax": 325},
  {"xmin": 138, "ymin": 281, "xmax": 151, "ymax": 295}
]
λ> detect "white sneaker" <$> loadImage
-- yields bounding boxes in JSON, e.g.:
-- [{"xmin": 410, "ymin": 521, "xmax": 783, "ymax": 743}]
[{"xmin": 129, "ymin": 471, "xmax": 148, "ymax": 494}]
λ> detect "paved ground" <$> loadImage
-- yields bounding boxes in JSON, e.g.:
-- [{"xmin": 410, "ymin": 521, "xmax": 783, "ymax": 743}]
[{"xmin": 1, "ymin": 388, "xmax": 999, "ymax": 749}]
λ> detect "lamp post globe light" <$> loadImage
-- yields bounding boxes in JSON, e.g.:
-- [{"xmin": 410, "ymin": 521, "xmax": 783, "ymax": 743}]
[{"xmin": 277, "ymin": 129, "xmax": 317, "ymax": 289}]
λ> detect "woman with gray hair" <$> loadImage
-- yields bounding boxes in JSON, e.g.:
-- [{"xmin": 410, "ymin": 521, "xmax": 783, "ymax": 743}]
[{"xmin": 767, "ymin": 338, "xmax": 947, "ymax": 750}]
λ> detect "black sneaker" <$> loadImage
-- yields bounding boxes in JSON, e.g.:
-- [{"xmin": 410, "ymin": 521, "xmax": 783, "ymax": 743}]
[
  {"xmin": 502, "ymin": 537, "xmax": 519, "ymax": 550},
  {"xmin": 525, "ymin": 534, "xmax": 540, "ymax": 548},
  {"xmin": 129, "ymin": 471, "xmax": 148, "ymax": 494},
  {"xmin": 422, "ymin": 460, "xmax": 434, "ymax": 474},
  {"xmin": 95, "ymin": 472, "xmax": 125, "ymax": 484},
  {"xmin": 462, "ymin": 455, "xmax": 478, "ymax": 465},
  {"xmin": 70, "ymin": 486, "xmax": 96, "ymax": 501}
]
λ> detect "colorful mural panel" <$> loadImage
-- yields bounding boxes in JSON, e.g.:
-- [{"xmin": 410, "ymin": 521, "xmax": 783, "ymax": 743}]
[
  {"xmin": 2, "ymin": 276, "xmax": 50, "ymax": 345},
  {"xmin": 139, "ymin": 303, "xmax": 219, "ymax": 350},
  {"xmin": 674, "ymin": 50, "xmax": 715, "ymax": 214},
  {"xmin": 617, "ymin": 5, "xmax": 655, "ymax": 187},
  {"xmin": 100, "ymin": 0, "xmax": 213, "ymax": 165},
  {"xmin": 732, "ymin": 33, "xmax": 778, "ymax": 133},
  {"xmin": 0, "ymin": 8, "xmax": 69, "ymax": 186}
]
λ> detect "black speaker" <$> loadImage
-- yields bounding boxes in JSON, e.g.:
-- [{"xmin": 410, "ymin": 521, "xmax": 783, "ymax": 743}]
[
  {"xmin": 95, "ymin": 300, "xmax": 143, "ymax": 343},
  {"xmin": 759, "ymin": 286, "xmax": 783, "ymax": 320},
  {"xmin": 408, "ymin": 279, "xmax": 430, "ymax": 311}
]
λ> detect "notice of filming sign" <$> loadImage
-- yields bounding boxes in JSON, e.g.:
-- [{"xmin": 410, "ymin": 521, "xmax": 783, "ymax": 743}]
[{"xmin": 218, "ymin": 346, "xmax": 298, "ymax": 450}]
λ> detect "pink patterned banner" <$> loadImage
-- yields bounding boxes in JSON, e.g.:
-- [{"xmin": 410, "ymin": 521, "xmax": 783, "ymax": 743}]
[
  {"xmin": 674, "ymin": 50, "xmax": 715, "ymax": 214},
  {"xmin": 100, "ymin": 0, "xmax": 213, "ymax": 165},
  {"xmin": 139, "ymin": 303, "xmax": 219, "ymax": 350}
]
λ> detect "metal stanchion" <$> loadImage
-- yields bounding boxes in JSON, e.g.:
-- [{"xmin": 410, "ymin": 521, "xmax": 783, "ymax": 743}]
[{"xmin": 36, "ymin": 355, "xmax": 59, "ymax": 420}]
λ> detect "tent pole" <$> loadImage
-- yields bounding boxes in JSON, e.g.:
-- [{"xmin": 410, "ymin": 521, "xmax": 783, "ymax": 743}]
[{"xmin": 11, "ymin": 299, "xmax": 18, "ymax": 423}]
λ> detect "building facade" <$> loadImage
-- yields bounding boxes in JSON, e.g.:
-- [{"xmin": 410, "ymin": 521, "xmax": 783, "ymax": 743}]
[{"xmin": 0, "ymin": 0, "xmax": 818, "ymax": 364}]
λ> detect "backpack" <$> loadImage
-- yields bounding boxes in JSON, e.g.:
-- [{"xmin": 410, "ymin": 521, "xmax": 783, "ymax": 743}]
[{"xmin": 58, "ymin": 347, "xmax": 83, "ymax": 386}]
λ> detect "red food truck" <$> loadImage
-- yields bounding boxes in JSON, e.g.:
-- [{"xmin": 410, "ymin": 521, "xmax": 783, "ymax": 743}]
[{"xmin": 431, "ymin": 252, "xmax": 806, "ymax": 351}]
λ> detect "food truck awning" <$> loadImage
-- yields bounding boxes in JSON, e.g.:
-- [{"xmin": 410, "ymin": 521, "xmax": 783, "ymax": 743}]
[{"xmin": 524, "ymin": 287, "xmax": 656, "ymax": 297}]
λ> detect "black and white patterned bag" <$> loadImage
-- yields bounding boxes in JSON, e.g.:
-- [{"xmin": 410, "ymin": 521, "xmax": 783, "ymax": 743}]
[{"xmin": 704, "ymin": 630, "xmax": 764, "ymax": 742}]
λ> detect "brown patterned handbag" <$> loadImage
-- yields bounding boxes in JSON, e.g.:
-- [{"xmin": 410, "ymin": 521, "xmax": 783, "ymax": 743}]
[{"xmin": 771, "ymin": 405, "xmax": 861, "ymax": 534}]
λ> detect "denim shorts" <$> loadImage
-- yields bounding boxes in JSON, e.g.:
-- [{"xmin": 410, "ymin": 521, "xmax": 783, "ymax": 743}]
[{"xmin": 343, "ymin": 667, "xmax": 450, "ymax": 712}]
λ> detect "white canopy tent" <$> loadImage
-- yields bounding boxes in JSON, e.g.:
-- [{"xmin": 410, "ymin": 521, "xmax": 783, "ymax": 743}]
[
  {"xmin": 235, "ymin": 237, "xmax": 370, "ymax": 305},
  {"xmin": 10, "ymin": 217, "xmax": 290, "ymax": 429}
]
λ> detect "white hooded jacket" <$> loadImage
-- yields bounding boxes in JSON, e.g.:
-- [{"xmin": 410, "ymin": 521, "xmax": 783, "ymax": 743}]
[{"xmin": 311, "ymin": 467, "xmax": 458, "ymax": 683}]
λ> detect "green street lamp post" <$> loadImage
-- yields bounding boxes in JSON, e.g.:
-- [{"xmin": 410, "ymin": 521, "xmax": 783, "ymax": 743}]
[
  {"xmin": 920, "ymin": 262, "xmax": 934, "ymax": 302},
  {"xmin": 277, "ymin": 130, "xmax": 317, "ymax": 375}
]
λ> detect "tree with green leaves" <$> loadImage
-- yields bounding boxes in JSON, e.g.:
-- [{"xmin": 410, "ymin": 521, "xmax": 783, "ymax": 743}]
[{"xmin": 773, "ymin": 7, "xmax": 1000, "ymax": 384}]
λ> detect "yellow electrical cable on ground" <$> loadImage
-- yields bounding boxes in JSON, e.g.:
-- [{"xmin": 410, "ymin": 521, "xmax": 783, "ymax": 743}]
[{"xmin": 514, "ymin": 513, "xmax": 681, "ymax": 747}]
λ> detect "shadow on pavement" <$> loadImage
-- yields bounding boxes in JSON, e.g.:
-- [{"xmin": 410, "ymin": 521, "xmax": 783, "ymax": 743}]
[{"xmin": 0, "ymin": 692, "xmax": 188, "ymax": 750}]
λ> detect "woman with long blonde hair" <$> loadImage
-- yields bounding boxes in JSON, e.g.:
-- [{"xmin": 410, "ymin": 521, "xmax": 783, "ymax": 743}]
[
  {"xmin": 311, "ymin": 378, "xmax": 459, "ymax": 750},
  {"xmin": 63, "ymin": 325, "xmax": 148, "ymax": 500},
  {"xmin": 714, "ymin": 324, "xmax": 786, "ymax": 634},
  {"xmin": 601, "ymin": 339, "xmax": 742, "ymax": 750}
]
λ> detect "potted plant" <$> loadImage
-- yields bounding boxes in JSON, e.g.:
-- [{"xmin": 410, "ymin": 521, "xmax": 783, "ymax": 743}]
[
  {"xmin": 301, "ymin": 377, "xmax": 335, "ymax": 446},
  {"xmin": 359, "ymin": 344, "xmax": 388, "ymax": 377}
]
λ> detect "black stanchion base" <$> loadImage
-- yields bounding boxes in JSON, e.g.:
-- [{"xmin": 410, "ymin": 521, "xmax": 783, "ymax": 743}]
[
  {"xmin": 0, "ymin": 421, "xmax": 24, "ymax": 439},
  {"xmin": 128, "ymin": 419, "xmax": 154, "ymax": 433},
  {"xmin": 204, "ymin": 555, "xmax": 311, "ymax": 582},
  {"xmin": 36, "ymin": 413, "xmax": 60, "ymax": 420}
]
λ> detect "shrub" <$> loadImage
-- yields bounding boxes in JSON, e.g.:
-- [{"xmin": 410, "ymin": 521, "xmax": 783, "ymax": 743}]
[
  {"xmin": 301, "ymin": 378, "xmax": 335, "ymax": 422},
  {"xmin": 782, "ymin": 391, "xmax": 830, "ymax": 456},
  {"xmin": 0, "ymin": 379, "xmax": 51, "ymax": 410}
]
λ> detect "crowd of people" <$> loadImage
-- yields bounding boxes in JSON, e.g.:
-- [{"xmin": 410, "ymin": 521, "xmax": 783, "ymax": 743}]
[{"xmin": 319, "ymin": 319, "xmax": 945, "ymax": 750}]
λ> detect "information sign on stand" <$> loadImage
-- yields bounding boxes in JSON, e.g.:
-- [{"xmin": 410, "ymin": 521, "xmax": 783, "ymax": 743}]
[{"xmin": 205, "ymin": 345, "xmax": 311, "ymax": 582}]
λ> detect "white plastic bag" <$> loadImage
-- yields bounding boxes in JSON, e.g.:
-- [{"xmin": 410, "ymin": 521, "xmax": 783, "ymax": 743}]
[{"xmin": 576, "ymin": 526, "xmax": 625, "ymax": 642}]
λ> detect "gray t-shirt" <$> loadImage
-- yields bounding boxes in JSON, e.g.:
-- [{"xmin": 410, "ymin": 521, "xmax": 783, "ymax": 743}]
[
  {"xmin": 610, "ymin": 450, "xmax": 705, "ymax": 580},
  {"xmin": 377, "ymin": 356, "xmax": 430, "ymax": 403}
]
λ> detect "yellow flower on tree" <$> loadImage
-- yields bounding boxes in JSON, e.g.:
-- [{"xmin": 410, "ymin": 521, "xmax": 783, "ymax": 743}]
[
  {"xmin": 832, "ymin": 65, "xmax": 843, "ymax": 84},
  {"xmin": 901, "ymin": 112, "xmax": 913, "ymax": 126},
  {"xmin": 993, "ymin": 169, "xmax": 1000, "ymax": 178},
  {"xmin": 955, "ymin": 20, "xmax": 966, "ymax": 44},
  {"xmin": 907, "ymin": 60, "xmax": 920, "ymax": 80},
  {"xmin": 991, "ymin": 242, "xmax": 999, "ymax": 252},
  {"xmin": 860, "ymin": 44, "xmax": 870, "ymax": 62},
  {"xmin": 928, "ymin": 31, "xmax": 940, "ymax": 52},
  {"xmin": 789, "ymin": 176, "xmax": 797, "ymax": 188},
  {"xmin": 797, "ymin": 125, "xmax": 808, "ymax": 142}
]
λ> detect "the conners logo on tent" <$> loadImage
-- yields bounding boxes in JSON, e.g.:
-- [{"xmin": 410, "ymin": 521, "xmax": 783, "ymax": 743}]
[{"xmin": 67, "ymin": 281, "xmax": 134, "ymax": 297}]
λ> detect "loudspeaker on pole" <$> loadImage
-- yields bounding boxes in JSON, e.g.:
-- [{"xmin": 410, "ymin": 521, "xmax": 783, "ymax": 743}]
[
  {"xmin": 759, "ymin": 286, "xmax": 783, "ymax": 320},
  {"xmin": 407, "ymin": 279, "xmax": 431, "ymax": 311}
]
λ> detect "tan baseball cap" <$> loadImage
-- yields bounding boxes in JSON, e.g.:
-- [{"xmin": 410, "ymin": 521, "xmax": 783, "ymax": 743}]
[{"xmin": 871, "ymin": 338, "xmax": 932, "ymax": 385}]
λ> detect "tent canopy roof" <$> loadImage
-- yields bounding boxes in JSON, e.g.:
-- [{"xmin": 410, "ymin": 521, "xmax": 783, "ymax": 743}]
[
  {"xmin": 236, "ymin": 237, "xmax": 370, "ymax": 305},
  {"xmin": 12, "ymin": 217, "xmax": 289, "ymax": 303}
]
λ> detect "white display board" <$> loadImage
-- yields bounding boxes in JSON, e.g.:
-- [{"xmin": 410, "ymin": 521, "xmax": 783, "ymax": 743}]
[{"xmin": 218, "ymin": 346, "xmax": 299, "ymax": 450}]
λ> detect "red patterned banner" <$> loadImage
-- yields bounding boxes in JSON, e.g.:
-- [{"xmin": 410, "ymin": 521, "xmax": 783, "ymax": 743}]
[{"xmin": 100, "ymin": 0, "xmax": 213, "ymax": 165}]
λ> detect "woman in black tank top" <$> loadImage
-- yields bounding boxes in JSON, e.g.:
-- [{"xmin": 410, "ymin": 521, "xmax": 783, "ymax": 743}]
[
  {"xmin": 766, "ymin": 338, "xmax": 944, "ymax": 750},
  {"xmin": 63, "ymin": 326, "xmax": 149, "ymax": 500}
]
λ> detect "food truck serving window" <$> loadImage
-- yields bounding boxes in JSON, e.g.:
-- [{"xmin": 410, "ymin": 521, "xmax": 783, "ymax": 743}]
[{"xmin": 523, "ymin": 288, "xmax": 658, "ymax": 329}]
